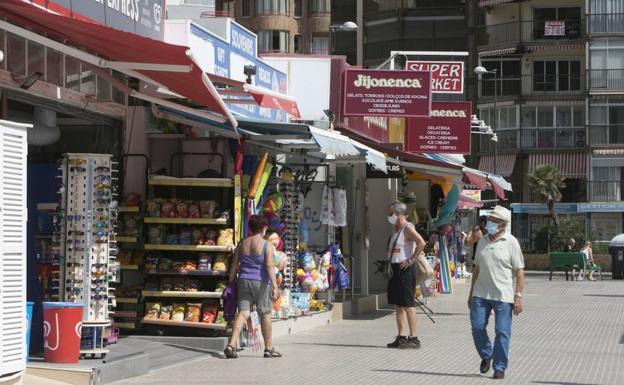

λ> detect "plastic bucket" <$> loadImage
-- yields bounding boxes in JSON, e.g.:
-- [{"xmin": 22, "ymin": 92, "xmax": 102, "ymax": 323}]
[{"xmin": 42, "ymin": 302, "xmax": 83, "ymax": 364}]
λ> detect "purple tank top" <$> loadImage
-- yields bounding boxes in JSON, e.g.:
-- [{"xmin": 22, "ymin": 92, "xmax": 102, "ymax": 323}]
[{"xmin": 238, "ymin": 241, "xmax": 270, "ymax": 284}]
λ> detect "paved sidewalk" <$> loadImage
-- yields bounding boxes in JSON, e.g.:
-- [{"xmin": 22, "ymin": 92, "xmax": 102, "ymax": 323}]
[{"xmin": 112, "ymin": 277, "xmax": 624, "ymax": 385}]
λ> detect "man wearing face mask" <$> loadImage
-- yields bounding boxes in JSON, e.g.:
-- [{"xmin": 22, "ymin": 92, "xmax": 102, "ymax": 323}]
[
  {"xmin": 468, "ymin": 206, "xmax": 525, "ymax": 379},
  {"xmin": 386, "ymin": 201, "xmax": 426, "ymax": 349}
]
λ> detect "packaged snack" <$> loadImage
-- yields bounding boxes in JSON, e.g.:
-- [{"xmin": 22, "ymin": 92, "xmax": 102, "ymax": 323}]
[
  {"xmin": 122, "ymin": 192, "xmax": 141, "ymax": 207},
  {"xmin": 176, "ymin": 201, "xmax": 189, "ymax": 218},
  {"xmin": 179, "ymin": 227, "xmax": 192, "ymax": 245},
  {"xmin": 217, "ymin": 229, "xmax": 234, "ymax": 248},
  {"xmin": 198, "ymin": 254, "xmax": 212, "ymax": 271},
  {"xmin": 145, "ymin": 256, "xmax": 159, "ymax": 272},
  {"xmin": 159, "ymin": 305, "xmax": 172, "ymax": 320},
  {"xmin": 172, "ymin": 261, "xmax": 184, "ymax": 272},
  {"xmin": 212, "ymin": 254, "xmax": 228, "ymax": 272},
  {"xmin": 214, "ymin": 281, "xmax": 227, "ymax": 293},
  {"xmin": 161, "ymin": 200, "xmax": 175, "ymax": 218},
  {"xmin": 171, "ymin": 304, "xmax": 186, "ymax": 321},
  {"xmin": 215, "ymin": 311, "xmax": 226, "ymax": 324},
  {"xmin": 200, "ymin": 200, "xmax": 217, "ymax": 218},
  {"xmin": 123, "ymin": 217, "xmax": 140, "ymax": 237},
  {"xmin": 201, "ymin": 303, "xmax": 219, "ymax": 323},
  {"xmin": 146, "ymin": 199, "xmax": 160, "ymax": 218},
  {"xmin": 173, "ymin": 278, "xmax": 186, "ymax": 291},
  {"xmin": 188, "ymin": 204, "xmax": 200, "ymax": 218},
  {"xmin": 160, "ymin": 277, "xmax": 174, "ymax": 291},
  {"xmin": 182, "ymin": 260, "xmax": 197, "ymax": 271},
  {"xmin": 145, "ymin": 303, "xmax": 161, "ymax": 319},
  {"xmin": 192, "ymin": 230, "xmax": 204, "ymax": 245},
  {"xmin": 147, "ymin": 226, "xmax": 164, "ymax": 244},
  {"xmin": 204, "ymin": 230, "xmax": 218, "ymax": 245},
  {"xmin": 165, "ymin": 233, "xmax": 179, "ymax": 245},
  {"xmin": 185, "ymin": 303, "xmax": 201, "ymax": 322},
  {"xmin": 158, "ymin": 258, "xmax": 172, "ymax": 271},
  {"xmin": 185, "ymin": 279, "xmax": 199, "ymax": 292}
]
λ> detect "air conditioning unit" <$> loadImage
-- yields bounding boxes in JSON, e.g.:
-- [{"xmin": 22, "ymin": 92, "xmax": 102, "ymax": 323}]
[{"xmin": 575, "ymin": 129, "xmax": 586, "ymax": 147}]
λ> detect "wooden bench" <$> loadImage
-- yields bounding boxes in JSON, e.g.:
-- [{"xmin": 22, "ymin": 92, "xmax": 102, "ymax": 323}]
[{"xmin": 549, "ymin": 252, "xmax": 584, "ymax": 281}]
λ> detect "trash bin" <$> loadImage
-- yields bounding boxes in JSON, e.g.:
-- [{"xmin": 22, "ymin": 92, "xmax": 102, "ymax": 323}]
[
  {"xmin": 42, "ymin": 302, "xmax": 83, "ymax": 364},
  {"xmin": 26, "ymin": 301, "xmax": 34, "ymax": 361},
  {"xmin": 608, "ymin": 234, "xmax": 624, "ymax": 280}
]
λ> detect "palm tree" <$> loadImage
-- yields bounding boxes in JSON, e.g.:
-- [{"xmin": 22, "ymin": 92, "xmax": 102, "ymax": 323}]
[{"xmin": 527, "ymin": 164, "xmax": 566, "ymax": 227}]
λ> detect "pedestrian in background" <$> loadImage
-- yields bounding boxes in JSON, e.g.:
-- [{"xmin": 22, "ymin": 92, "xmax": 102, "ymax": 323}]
[
  {"xmin": 386, "ymin": 202, "xmax": 426, "ymax": 349},
  {"xmin": 579, "ymin": 241, "xmax": 597, "ymax": 281},
  {"xmin": 564, "ymin": 238, "xmax": 576, "ymax": 252},
  {"xmin": 468, "ymin": 206, "xmax": 525, "ymax": 380}
]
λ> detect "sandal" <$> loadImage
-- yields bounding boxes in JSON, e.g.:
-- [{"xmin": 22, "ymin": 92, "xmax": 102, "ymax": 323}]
[
  {"xmin": 263, "ymin": 347, "xmax": 282, "ymax": 358},
  {"xmin": 224, "ymin": 345, "xmax": 238, "ymax": 359}
]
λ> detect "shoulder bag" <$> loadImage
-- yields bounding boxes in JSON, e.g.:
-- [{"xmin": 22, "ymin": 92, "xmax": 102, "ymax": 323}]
[{"xmin": 384, "ymin": 224, "xmax": 407, "ymax": 280}]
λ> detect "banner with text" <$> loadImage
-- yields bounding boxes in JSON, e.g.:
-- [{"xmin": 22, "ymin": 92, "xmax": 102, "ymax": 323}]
[
  {"xmin": 406, "ymin": 61, "xmax": 464, "ymax": 94},
  {"xmin": 343, "ymin": 69, "xmax": 431, "ymax": 118},
  {"xmin": 406, "ymin": 101, "xmax": 472, "ymax": 155}
]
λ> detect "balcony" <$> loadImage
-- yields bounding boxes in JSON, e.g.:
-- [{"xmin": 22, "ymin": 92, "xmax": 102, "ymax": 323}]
[
  {"xmin": 478, "ymin": 74, "xmax": 585, "ymax": 99},
  {"xmin": 477, "ymin": 19, "xmax": 585, "ymax": 50},
  {"xmin": 589, "ymin": 181, "xmax": 624, "ymax": 202},
  {"xmin": 520, "ymin": 128, "xmax": 586, "ymax": 150},
  {"xmin": 589, "ymin": 125, "xmax": 624, "ymax": 147},
  {"xmin": 588, "ymin": 69, "xmax": 624, "ymax": 92},
  {"xmin": 479, "ymin": 130, "xmax": 518, "ymax": 152},
  {"xmin": 587, "ymin": 13, "xmax": 624, "ymax": 35},
  {"xmin": 529, "ymin": 179, "xmax": 587, "ymax": 203}
]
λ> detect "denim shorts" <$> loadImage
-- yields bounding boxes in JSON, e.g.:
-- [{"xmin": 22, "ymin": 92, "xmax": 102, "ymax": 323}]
[{"xmin": 237, "ymin": 278, "xmax": 273, "ymax": 314}]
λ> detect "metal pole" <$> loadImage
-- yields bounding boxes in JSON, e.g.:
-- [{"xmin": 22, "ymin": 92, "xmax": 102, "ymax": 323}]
[{"xmin": 493, "ymin": 69, "xmax": 498, "ymax": 175}]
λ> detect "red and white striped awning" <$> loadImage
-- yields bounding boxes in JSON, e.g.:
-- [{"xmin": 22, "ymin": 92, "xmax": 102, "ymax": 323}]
[
  {"xmin": 527, "ymin": 43, "xmax": 584, "ymax": 51},
  {"xmin": 479, "ymin": 0, "xmax": 516, "ymax": 7},
  {"xmin": 478, "ymin": 47, "xmax": 518, "ymax": 58},
  {"xmin": 528, "ymin": 153, "xmax": 587, "ymax": 178},
  {"xmin": 593, "ymin": 149, "xmax": 624, "ymax": 156},
  {"xmin": 478, "ymin": 154, "xmax": 517, "ymax": 177}
]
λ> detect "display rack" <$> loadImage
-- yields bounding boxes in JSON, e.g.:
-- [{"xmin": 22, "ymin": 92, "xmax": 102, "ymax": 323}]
[
  {"xmin": 59, "ymin": 153, "xmax": 116, "ymax": 357},
  {"xmin": 35, "ymin": 203, "xmax": 62, "ymax": 302}
]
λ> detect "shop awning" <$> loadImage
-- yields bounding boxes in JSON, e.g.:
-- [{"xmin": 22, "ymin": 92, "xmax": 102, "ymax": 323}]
[
  {"xmin": 478, "ymin": 154, "xmax": 517, "ymax": 177},
  {"xmin": 351, "ymin": 142, "xmax": 388, "ymax": 173},
  {"xmin": 528, "ymin": 153, "xmax": 587, "ymax": 178},
  {"xmin": 479, "ymin": 0, "xmax": 516, "ymax": 6},
  {"xmin": 478, "ymin": 48, "xmax": 518, "ymax": 58},
  {"xmin": 0, "ymin": 1, "xmax": 237, "ymax": 129},
  {"xmin": 459, "ymin": 193, "xmax": 483, "ymax": 209}
]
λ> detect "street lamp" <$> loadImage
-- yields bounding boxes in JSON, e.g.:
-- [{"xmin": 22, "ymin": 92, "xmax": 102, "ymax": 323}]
[
  {"xmin": 329, "ymin": 21, "xmax": 358, "ymax": 55},
  {"xmin": 474, "ymin": 65, "xmax": 499, "ymax": 175}
]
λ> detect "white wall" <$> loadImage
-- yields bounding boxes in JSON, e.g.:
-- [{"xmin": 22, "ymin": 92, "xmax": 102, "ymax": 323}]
[{"xmin": 262, "ymin": 57, "xmax": 332, "ymax": 122}]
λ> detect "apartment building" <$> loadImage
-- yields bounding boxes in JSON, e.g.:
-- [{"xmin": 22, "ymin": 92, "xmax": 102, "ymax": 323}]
[
  {"xmin": 477, "ymin": 0, "xmax": 624, "ymax": 246},
  {"xmin": 215, "ymin": 0, "xmax": 331, "ymax": 54}
]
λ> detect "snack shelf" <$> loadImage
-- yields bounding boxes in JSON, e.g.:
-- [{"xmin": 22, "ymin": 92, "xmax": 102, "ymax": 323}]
[
  {"xmin": 115, "ymin": 322, "xmax": 137, "ymax": 329},
  {"xmin": 120, "ymin": 265, "xmax": 140, "ymax": 271},
  {"xmin": 117, "ymin": 236, "xmax": 139, "ymax": 243},
  {"xmin": 145, "ymin": 270, "xmax": 228, "ymax": 277},
  {"xmin": 141, "ymin": 318, "xmax": 226, "ymax": 330},
  {"xmin": 144, "ymin": 244, "xmax": 232, "ymax": 252},
  {"xmin": 111, "ymin": 311, "xmax": 137, "ymax": 318},
  {"xmin": 144, "ymin": 217, "xmax": 227, "ymax": 225},
  {"xmin": 148, "ymin": 177, "xmax": 234, "ymax": 188},
  {"xmin": 119, "ymin": 206, "xmax": 141, "ymax": 213},
  {"xmin": 141, "ymin": 290, "xmax": 222, "ymax": 299},
  {"xmin": 116, "ymin": 297, "xmax": 139, "ymax": 304}
]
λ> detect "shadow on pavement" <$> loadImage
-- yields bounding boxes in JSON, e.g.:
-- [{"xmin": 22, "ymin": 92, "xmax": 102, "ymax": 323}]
[
  {"xmin": 344, "ymin": 310, "xmax": 394, "ymax": 320},
  {"xmin": 293, "ymin": 342, "xmax": 387, "ymax": 349},
  {"xmin": 372, "ymin": 369, "xmax": 482, "ymax": 378},
  {"xmin": 531, "ymin": 381, "xmax": 600, "ymax": 385},
  {"xmin": 583, "ymin": 294, "xmax": 624, "ymax": 298}
]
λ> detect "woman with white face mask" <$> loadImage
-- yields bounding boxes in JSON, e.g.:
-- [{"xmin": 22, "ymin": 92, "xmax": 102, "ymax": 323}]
[{"xmin": 386, "ymin": 201, "xmax": 426, "ymax": 349}]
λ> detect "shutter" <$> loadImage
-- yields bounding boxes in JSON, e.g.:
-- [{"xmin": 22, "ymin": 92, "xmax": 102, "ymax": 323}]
[{"xmin": 0, "ymin": 121, "xmax": 29, "ymax": 377}]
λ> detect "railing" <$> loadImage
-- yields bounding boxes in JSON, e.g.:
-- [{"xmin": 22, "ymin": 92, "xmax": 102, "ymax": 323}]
[
  {"xmin": 587, "ymin": 13, "xmax": 624, "ymax": 34},
  {"xmin": 310, "ymin": 48, "xmax": 329, "ymax": 55},
  {"xmin": 588, "ymin": 69, "xmax": 624, "ymax": 91},
  {"xmin": 589, "ymin": 181, "xmax": 624, "ymax": 202},
  {"xmin": 588, "ymin": 124, "xmax": 624, "ymax": 147},
  {"xmin": 530, "ymin": 180, "xmax": 588, "ymax": 203},
  {"xmin": 256, "ymin": 10, "xmax": 290, "ymax": 16},
  {"xmin": 477, "ymin": 19, "xmax": 585, "ymax": 48},
  {"xmin": 520, "ymin": 128, "xmax": 585, "ymax": 150},
  {"xmin": 200, "ymin": 10, "xmax": 235, "ymax": 18},
  {"xmin": 478, "ymin": 74, "xmax": 585, "ymax": 98},
  {"xmin": 479, "ymin": 130, "xmax": 518, "ymax": 152}
]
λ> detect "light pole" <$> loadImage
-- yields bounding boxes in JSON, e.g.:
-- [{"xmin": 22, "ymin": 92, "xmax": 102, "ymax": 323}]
[
  {"xmin": 474, "ymin": 65, "xmax": 498, "ymax": 175},
  {"xmin": 328, "ymin": 21, "xmax": 358, "ymax": 56}
]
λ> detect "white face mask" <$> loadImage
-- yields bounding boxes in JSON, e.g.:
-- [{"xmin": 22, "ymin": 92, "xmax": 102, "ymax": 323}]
[{"xmin": 388, "ymin": 214, "xmax": 398, "ymax": 225}]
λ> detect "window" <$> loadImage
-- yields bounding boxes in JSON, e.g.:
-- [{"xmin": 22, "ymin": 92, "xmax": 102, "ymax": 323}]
[
  {"xmin": 46, "ymin": 48, "xmax": 62, "ymax": 86},
  {"xmin": 65, "ymin": 56, "xmax": 80, "ymax": 91},
  {"xmin": 521, "ymin": 106, "xmax": 584, "ymax": 128},
  {"xmin": 257, "ymin": 0, "xmax": 289, "ymax": 15},
  {"xmin": 294, "ymin": 34, "xmax": 303, "ymax": 53},
  {"xmin": 480, "ymin": 59, "xmax": 521, "ymax": 97},
  {"xmin": 590, "ymin": 0, "xmax": 624, "ymax": 33},
  {"xmin": 258, "ymin": 31, "xmax": 290, "ymax": 53},
  {"xmin": 27, "ymin": 41, "xmax": 44, "ymax": 77},
  {"xmin": 242, "ymin": 0, "xmax": 251, "ymax": 17},
  {"xmin": 7, "ymin": 33, "xmax": 26, "ymax": 76},
  {"xmin": 533, "ymin": 60, "xmax": 581, "ymax": 92},
  {"xmin": 310, "ymin": 34, "xmax": 329, "ymax": 55},
  {"xmin": 533, "ymin": 7, "xmax": 582, "ymax": 39},
  {"xmin": 294, "ymin": 0, "xmax": 302, "ymax": 17},
  {"xmin": 309, "ymin": 0, "xmax": 329, "ymax": 15},
  {"xmin": 590, "ymin": 40, "xmax": 624, "ymax": 89},
  {"xmin": 80, "ymin": 64, "xmax": 96, "ymax": 96},
  {"xmin": 479, "ymin": 106, "xmax": 518, "ymax": 129}
]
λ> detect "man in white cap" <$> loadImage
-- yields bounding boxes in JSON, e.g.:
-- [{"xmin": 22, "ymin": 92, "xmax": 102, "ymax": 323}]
[{"xmin": 468, "ymin": 206, "xmax": 525, "ymax": 380}]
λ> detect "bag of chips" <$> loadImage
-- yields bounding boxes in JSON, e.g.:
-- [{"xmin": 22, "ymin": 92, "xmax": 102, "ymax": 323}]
[
  {"xmin": 145, "ymin": 303, "xmax": 161, "ymax": 319},
  {"xmin": 159, "ymin": 305, "xmax": 172, "ymax": 320},
  {"xmin": 201, "ymin": 302, "xmax": 219, "ymax": 323},
  {"xmin": 185, "ymin": 303, "xmax": 201, "ymax": 322},
  {"xmin": 171, "ymin": 304, "xmax": 186, "ymax": 321}
]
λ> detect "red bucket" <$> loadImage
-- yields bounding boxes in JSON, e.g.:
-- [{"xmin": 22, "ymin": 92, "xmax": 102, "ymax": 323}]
[{"xmin": 42, "ymin": 302, "xmax": 83, "ymax": 363}]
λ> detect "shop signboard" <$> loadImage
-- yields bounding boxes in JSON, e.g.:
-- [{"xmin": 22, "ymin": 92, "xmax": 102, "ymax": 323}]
[
  {"xmin": 342, "ymin": 69, "xmax": 431, "ymax": 118},
  {"xmin": 44, "ymin": 0, "xmax": 165, "ymax": 40},
  {"xmin": 405, "ymin": 61, "xmax": 464, "ymax": 94},
  {"xmin": 190, "ymin": 24, "xmax": 230, "ymax": 78},
  {"xmin": 366, "ymin": 163, "xmax": 403, "ymax": 179},
  {"xmin": 578, "ymin": 202, "xmax": 624, "ymax": 212},
  {"xmin": 510, "ymin": 203, "xmax": 578, "ymax": 214},
  {"xmin": 463, "ymin": 189, "xmax": 481, "ymax": 202},
  {"xmin": 545, "ymin": 21, "xmax": 566, "ymax": 36},
  {"xmin": 405, "ymin": 101, "xmax": 472, "ymax": 155}
]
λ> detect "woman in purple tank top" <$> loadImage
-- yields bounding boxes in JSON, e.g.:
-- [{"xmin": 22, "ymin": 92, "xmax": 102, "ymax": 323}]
[{"xmin": 224, "ymin": 215, "xmax": 281, "ymax": 358}]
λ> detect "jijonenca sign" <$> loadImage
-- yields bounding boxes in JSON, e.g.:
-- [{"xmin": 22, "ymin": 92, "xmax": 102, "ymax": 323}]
[
  {"xmin": 406, "ymin": 61, "xmax": 465, "ymax": 94},
  {"xmin": 343, "ymin": 69, "xmax": 431, "ymax": 118},
  {"xmin": 406, "ymin": 101, "xmax": 472, "ymax": 155}
]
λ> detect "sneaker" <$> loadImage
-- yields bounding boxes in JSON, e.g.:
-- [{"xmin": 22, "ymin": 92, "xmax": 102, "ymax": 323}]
[
  {"xmin": 387, "ymin": 335, "xmax": 407, "ymax": 348},
  {"xmin": 493, "ymin": 370, "xmax": 505, "ymax": 379},
  {"xmin": 398, "ymin": 336, "xmax": 421, "ymax": 349},
  {"xmin": 480, "ymin": 358, "xmax": 492, "ymax": 374}
]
